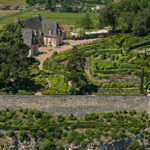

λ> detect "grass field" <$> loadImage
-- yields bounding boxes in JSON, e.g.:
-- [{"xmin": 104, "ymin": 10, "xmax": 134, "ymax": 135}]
[
  {"xmin": 0, "ymin": 0, "xmax": 26, "ymax": 5},
  {"xmin": 0, "ymin": 10, "xmax": 18, "ymax": 17},
  {"xmin": 0, "ymin": 10, "xmax": 99, "ymax": 27}
]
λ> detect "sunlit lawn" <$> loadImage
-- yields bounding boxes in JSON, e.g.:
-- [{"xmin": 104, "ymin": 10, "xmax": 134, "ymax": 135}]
[
  {"xmin": 0, "ymin": 10, "xmax": 99, "ymax": 27},
  {"xmin": 0, "ymin": 10, "xmax": 18, "ymax": 17},
  {"xmin": 0, "ymin": 0, "xmax": 26, "ymax": 5}
]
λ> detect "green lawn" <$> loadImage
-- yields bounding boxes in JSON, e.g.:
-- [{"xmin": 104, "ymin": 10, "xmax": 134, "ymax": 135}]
[
  {"xmin": 0, "ymin": 10, "xmax": 99, "ymax": 26},
  {"xmin": 0, "ymin": 10, "xmax": 18, "ymax": 17},
  {"xmin": 0, "ymin": 0, "xmax": 26, "ymax": 5}
]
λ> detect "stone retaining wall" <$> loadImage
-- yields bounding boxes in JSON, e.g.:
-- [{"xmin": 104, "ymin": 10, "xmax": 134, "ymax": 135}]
[{"xmin": 0, "ymin": 95, "xmax": 149, "ymax": 116}]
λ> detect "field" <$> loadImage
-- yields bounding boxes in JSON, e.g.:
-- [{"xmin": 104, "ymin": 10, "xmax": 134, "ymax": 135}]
[
  {"xmin": 0, "ymin": 10, "xmax": 18, "ymax": 17},
  {"xmin": 0, "ymin": 0, "xmax": 26, "ymax": 5},
  {"xmin": 0, "ymin": 10, "xmax": 99, "ymax": 27}
]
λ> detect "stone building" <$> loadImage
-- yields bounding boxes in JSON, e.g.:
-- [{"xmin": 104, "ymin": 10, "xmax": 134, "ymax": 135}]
[{"xmin": 15, "ymin": 15, "xmax": 64, "ymax": 56}]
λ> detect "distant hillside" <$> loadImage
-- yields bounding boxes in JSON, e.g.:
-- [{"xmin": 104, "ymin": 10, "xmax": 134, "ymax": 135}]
[{"xmin": 0, "ymin": 0, "xmax": 26, "ymax": 5}]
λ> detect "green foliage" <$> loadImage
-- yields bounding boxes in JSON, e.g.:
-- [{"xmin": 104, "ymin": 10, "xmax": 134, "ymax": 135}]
[
  {"xmin": 85, "ymin": 113, "xmax": 99, "ymax": 121},
  {"xmin": 0, "ymin": 132, "xmax": 4, "ymax": 138},
  {"xmin": 59, "ymin": 144, "xmax": 64, "ymax": 150},
  {"xmin": 127, "ymin": 140, "xmax": 144, "ymax": 150},
  {"xmin": 36, "ymin": 130, "xmax": 45, "ymax": 138},
  {"xmin": 0, "ymin": 109, "xmax": 149, "ymax": 149},
  {"xmin": 81, "ymin": 13, "xmax": 93, "ymax": 29},
  {"xmin": 7, "ymin": 130, "xmax": 14, "ymax": 137},
  {"xmin": 66, "ymin": 46, "xmax": 88, "ymax": 94},
  {"xmin": 39, "ymin": 140, "xmax": 55, "ymax": 150},
  {"xmin": 99, "ymin": 0, "xmax": 150, "ymax": 36},
  {"xmin": 58, "ymin": 115, "xmax": 65, "ymax": 122},
  {"xmin": 0, "ymin": 23, "xmax": 29, "ymax": 86},
  {"xmin": 69, "ymin": 114, "xmax": 77, "ymax": 120}
]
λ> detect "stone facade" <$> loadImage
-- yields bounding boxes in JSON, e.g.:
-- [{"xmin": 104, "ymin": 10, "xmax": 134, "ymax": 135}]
[{"xmin": 0, "ymin": 96, "xmax": 149, "ymax": 116}]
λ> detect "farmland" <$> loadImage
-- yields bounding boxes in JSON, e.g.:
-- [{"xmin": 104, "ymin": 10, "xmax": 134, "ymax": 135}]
[
  {"xmin": 0, "ymin": 10, "xmax": 99, "ymax": 27},
  {"xmin": 0, "ymin": 10, "xmax": 18, "ymax": 17},
  {"xmin": 0, "ymin": 0, "xmax": 26, "ymax": 5}
]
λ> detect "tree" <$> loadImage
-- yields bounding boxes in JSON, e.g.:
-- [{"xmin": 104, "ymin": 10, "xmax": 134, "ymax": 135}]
[
  {"xmin": 0, "ymin": 23, "xmax": 30, "ymax": 91},
  {"xmin": 119, "ymin": 12, "xmax": 134, "ymax": 33},
  {"xmin": 26, "ymin": 0, "xmax": 36, "ymax": 5},
  {"xmin": 62, "ymin": 4, "xmax": 73, "ymax": 12},
  {"xmin": 46, "ymin": 0, "xmax": 56, "ymax": 11},
  {"xmin": 66, "ymin": 46, "xmax": 88, "ymax": 94},
  {"xmin": 81, "ymin": 13, "xmax": 93, "ymax": 29},
  {"xmin": 99, "ymin": 4, "xmax": 118, "ymax": 32},
  {"xmin": 132, "ymin": 12, "xmax": 147, "ymax": 36},
  {"xmin": 140, "ymin": 68, "xmax": 144, "ymax": 94}
]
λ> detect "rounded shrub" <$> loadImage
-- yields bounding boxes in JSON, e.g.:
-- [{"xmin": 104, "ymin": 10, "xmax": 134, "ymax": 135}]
[
  {"xmin": 36, "ymin": 130, "xmax": 45, "ymax": 138},
  {"xmin": 0, "ymin": 132, "xmax": 4, "ymax": 138},
  {"xmin": 59, "ymin": 144, "xmax": 64, "ymax": 150},
  {"xmin": 7, "ymin": 130, "xmax": 14, "ymax": 137},
  {"xmin": 39, "ymin": 140, "xmax": 55, "ymax": 150}
]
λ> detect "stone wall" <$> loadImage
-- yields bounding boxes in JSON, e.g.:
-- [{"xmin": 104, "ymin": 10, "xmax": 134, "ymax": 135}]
[{"xmin": 0, "ymin": 95, "xmax": 149, "ymax": 116}]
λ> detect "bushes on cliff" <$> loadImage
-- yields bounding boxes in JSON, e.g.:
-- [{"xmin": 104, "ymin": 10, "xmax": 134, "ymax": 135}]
[
  {"xmin": 34, "ymin": 110, "xmax": 42, "ymax": 118},
  {"xmin": 36, "ymin": 130, "xmax": 45, "ymax": 138},
  {"xmin": 7, "ymin": 130, "xmax": 14, "ymax": 137},
  {"xmin": 39, "ymin": 140, "xmax": 55, "ymax": 150},
  {"xmin": 69, "ymin": 114, "xmax": 77, "ymax": 121},
  {"xmin": 0, "ymin": 132, "xmax": 4, "ymax": 138},
  {"xmin": 85, "ymin": 113, "xmax": 99, "ymax": 121},
  {"xmin": 67, "ymin": 131, "xmax": 84, "ymax": 145},
  {"xmin": 57, "ymin": 115, "xmax": 65, "ymax": 122},
  {"xmin": 127, "ymin": 140, "xmax": 144, "ymax": 150}
]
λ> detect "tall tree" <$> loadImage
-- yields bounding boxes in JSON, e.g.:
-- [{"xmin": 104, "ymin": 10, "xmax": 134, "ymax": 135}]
[
  {"xmin": 118, "ymin": 11, "xmax": 134, "ymax": 33},
  {"xmin": 132, "ymin": 12, "xmax": 147, "ymax": 36},
  {"xmin": 66, "ymin": 46, "xmax": 88, "ymax": 94},
  {"xmin": 81, "ymin": 13, "xmax": 93, "ymax": 29},
  {"xmin": 140, "ymin": 68, "xmax": 144, "ymax": 94},
  {"xmin": 99, "ymin": 4, "xmax": 118, "ymax": 32},
  {"xmin": 0, "ymin": 23, "xmax": 29, "ymax": 90}
]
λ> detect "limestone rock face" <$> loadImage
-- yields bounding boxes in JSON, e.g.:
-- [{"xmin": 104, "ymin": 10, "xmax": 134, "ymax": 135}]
[{"xmin": 65, "ymin": 137, "xmax": 150, "ymax": 150}]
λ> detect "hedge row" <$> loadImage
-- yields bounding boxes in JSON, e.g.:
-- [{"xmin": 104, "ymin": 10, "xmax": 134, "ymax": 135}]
[
  {"xmin": 97, "ymin": 88, "xmax": 140, "ymax": 94},
  {"xmin": 96, "ymin": 69, "xmax": 133, "ymax": 74},
  {"xmin": 85, "ymin": 49, "xmax": 122, "ymax": 57},
  {"xmin": 129, "ymin": 40, "xmax": 150, "ymax": 50}
]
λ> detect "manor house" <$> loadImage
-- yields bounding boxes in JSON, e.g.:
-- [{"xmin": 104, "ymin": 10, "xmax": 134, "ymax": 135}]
[{"xmin": 15, "ymin": 15, "xmax": 64, "ymax": 56}]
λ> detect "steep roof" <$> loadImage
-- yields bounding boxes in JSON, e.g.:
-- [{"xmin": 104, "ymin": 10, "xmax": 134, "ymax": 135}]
[
  {"xmin": 20, "ymin": 16, "xmax": 42, "ymax": 34},
  {"xmin": 42, "ymin": 21, "xmax": 62, "ymax": 37},
  {"xmin": 21, "ymin": 28, "xmax": 34, "ymax": 46}
]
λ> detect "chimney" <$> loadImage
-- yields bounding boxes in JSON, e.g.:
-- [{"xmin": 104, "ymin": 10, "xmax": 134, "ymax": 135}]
[
  {"xmin": 36, "ymin": 14, "xmax": 42, "ymax": 21},
  {"xmin": 14, "ymin": 16, "xmax": 20, "ymax": 23}
]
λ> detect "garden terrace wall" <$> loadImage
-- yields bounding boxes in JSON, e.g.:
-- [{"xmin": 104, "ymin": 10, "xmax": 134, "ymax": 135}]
[{"xmin": 0, "ymin": 95, "xmax": 150, "ymax": 116}]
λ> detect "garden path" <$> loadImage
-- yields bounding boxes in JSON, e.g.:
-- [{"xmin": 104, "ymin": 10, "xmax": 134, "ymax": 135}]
[
  {"xmin": 46, "ymin": 78, "xmax": 51, "ymax": 88},
  {"xmin": 147, "ymin": 90, "xmax": 150, "ymax": 96},
  {"xmin": 36, "ymin": 38, "xmax": 98, "ymax": 70},
  {"xmin": 34, "ymin": 92, "xmax": 42, "ymax": 96}
]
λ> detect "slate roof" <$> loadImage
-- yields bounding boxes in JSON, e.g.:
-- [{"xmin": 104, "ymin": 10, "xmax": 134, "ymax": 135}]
[
  {"xmin": 20, "ymin": 16, "xmax": 42, "ymax": 35},
  {"xmin": 21, "ymin": 28, "xmax": 34, "ymax": 46},
  {"xmin": 42, "ymin": 21, "xmax": 62, "ymax": 37}
]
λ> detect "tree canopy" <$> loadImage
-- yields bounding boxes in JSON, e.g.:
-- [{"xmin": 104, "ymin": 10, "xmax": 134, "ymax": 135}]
[
  {"xmin": 99, "ymin": 0, "xmax": 150, "ymax": 36},
  {"xmin": 0, "ymin": 23, "xmax": 30, "ymax": 92},
  {"xmin": 66, "ymin": 46, "xmax": 88, "ymax": 94}
]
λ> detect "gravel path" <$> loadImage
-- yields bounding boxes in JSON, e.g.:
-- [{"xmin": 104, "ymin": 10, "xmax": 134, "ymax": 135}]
[{"xmin": 36, "ymin": 38, "xmax": 98, "ymax": 70}]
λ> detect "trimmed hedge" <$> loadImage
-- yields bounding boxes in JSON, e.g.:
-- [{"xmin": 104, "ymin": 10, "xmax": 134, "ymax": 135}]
[{"xmin": 129, "ymin": 40, "xmax": 150, "ymax": 50}]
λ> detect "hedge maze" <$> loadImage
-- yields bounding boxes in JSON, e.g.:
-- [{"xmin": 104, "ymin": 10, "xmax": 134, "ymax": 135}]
[{"xmin": 42, "ymin": 33, "xmax": 150, "ymax": 95}]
